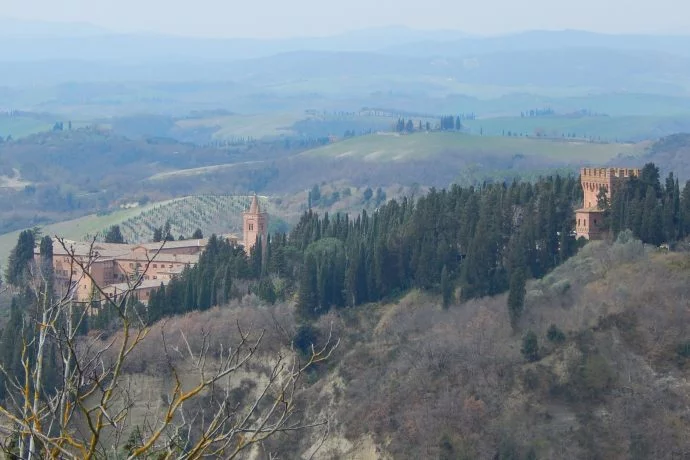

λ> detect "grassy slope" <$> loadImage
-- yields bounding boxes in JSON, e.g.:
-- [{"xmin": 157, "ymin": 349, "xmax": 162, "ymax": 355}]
[
  {"xmin": 0, "ymin": 202, "xmax": 169, "ymax": 266},
  {"xmin": 299, "ymin": 132, "xmax": 642, "ymax": 163},
  {"xmin": 463, "ymin": 115, "xmax": 690, "ymax": 141},
  {"xmin": 175, "ymin": 113, "xmax": 303, "ymax": 139},
  {"xmin": 0, "ymin": 116, "xmax": 52, "ymax": 139}
]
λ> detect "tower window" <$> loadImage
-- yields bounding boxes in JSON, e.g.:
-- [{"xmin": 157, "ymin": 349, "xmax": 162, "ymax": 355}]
[{"xmin": 249, "ymin": 224, "xmax": 254, "ymax": 231}]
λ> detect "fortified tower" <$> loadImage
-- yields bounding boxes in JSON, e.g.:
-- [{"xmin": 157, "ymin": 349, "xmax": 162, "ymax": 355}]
[
  {"xmin": 575, "ymin": 167, "xmax": 640, "ymax": 239},
  {"xmin": 243, "ymin": 195, "xmax": 268, "ymax": 254}
]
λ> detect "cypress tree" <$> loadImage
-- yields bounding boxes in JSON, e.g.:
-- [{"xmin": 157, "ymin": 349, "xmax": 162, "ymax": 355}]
[
  {"xmin": 6, "ymin": 230, "xmax": 35, "ymax": 286},
  {"xmin": 440, "ymin": 265, "xmax": 452, "ymax": 309},
  {"xmin": 296, "ymin": 255, "xmax": 319, "ymax": 320},
  {"xmin": 507, "ymin": 268, "xmax": 527, "ymax": 328}
]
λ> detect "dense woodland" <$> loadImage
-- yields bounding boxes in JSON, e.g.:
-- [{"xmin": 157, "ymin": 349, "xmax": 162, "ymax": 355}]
[{"xmin": 143, "ymin": 174, "xmax": 583, "ymax": 325}]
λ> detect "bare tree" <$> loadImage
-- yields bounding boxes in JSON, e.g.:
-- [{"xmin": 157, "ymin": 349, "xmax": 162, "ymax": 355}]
[{"xmin": 0, "ymin": 238, "xmax": 338, "ymax": 459}]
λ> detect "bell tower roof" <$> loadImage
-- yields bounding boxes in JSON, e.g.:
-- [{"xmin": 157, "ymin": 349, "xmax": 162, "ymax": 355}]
[{"xmin": 248, "ymin": 194, "xmax": 260, "ymax": 214}]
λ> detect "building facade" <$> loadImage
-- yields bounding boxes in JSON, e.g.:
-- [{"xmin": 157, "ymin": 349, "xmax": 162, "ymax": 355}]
[{"xmin": 575, "ymin": 167, "xmax": 640, "ymax": 240}]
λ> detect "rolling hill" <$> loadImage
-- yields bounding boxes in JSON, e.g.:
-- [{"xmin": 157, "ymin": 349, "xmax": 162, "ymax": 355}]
[{"xmin": 298, "ymin": 132, "xmax": 642, "ymax": 163}]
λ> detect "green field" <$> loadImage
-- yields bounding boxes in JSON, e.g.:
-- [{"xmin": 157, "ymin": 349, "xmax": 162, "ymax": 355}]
[
  {"xmin": 299, "ymin": 132, "xmax": 643, "ymax": 163},
  {"xmin": 175, "ymin": 113, "xmax": 303, "ymax": 140},
  {"xmin": 0, "ymin": 116, "xmax": 52, "ymax": 139},
  {"xmin": 462, "ymin": 115, "xmax": 690, "ymax": 142}
]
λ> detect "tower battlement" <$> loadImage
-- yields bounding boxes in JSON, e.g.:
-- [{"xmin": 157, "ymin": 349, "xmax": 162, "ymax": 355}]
[
  {"xmin": 580, "ymin": 167, "xmax": 640, "ymax": 179},
  {"xmin": 576, "ymin": 166, "xmax": 639, "ymax": 240},
  {"xmin": 580, "ymin": 167, "xmax": 640, "ymax": 209}
]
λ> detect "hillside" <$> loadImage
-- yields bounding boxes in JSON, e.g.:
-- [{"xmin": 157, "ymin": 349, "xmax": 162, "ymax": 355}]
[
  {"xmin": 106, "ymin": 236, "xmax": 690, "ymax": 459},
  {"xmin": 300, "ymin": 131, "xmax": 639, "ymax": 163},
  {"xmin": 0, "ymin": 195, "xmax": 281, "ymax": 266}
]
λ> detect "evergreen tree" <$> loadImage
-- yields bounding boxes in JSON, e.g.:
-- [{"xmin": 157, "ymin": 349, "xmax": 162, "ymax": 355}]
[
  {"xmin": 192, "ymin": 228, "xmax": 204, "ymax": 239},
  {"xmin": 296, "ymin": 255, "xmax": 319, "ymax": 320},
  {"xmin": 507, "ymin": 268, "xmax": 526, "ymax": 327},
  {"xmin": 152, "ymin": 227, "xmax": 163, "ymax": 243},
  {"xmin": 521, "ymin": 331, "xmax": 539, "ymax": 362},
  {"xmin": 6, "ymin": 230, "xmax": 35, "ymax": 286},
  {"xmin": 440, "ymin": 265, "xmax": 452, "ymax": 309},
  {"xmin": 104, "ymin": 225, "xmax": 125, "ymax": 244}
]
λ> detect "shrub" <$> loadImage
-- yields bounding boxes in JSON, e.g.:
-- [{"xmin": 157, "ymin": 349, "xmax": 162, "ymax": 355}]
[
  {"xmin": 294, "ymin": 323, "xmax": 319, "ymax": 356},
  {"xmin": 547, "ymin": 324, "xmax": 566, "ymax": 343},
  {"xmin": 581, "ymin": 353, "xmax": 614, "ymax": 397},
  {"xmin": 677, "ymin": 341, "xmax": 690, "ymax": 359},
  {"xmin": 521, "ymin": 331, "xmax": 539, "ymax": 362}
]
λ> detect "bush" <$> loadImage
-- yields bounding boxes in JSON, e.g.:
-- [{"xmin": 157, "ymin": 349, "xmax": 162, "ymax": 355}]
[
  {"xmin": 581, "ymin": 353, "xmax": 614, "ymax": 397},
  {"xmin": 293, "ymin": 323, "xmax": 319, "ymax": 356},
  {"xmin": 547, "ymin": 324, "xmax": 566, "ymax": 343},
  {"xmin": 521, "ymin": 331, "xmax": 539, "ymax": 362}
]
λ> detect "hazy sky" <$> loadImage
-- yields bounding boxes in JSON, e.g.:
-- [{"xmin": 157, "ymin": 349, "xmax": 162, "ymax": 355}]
[{"xmin": 4, "ymin": 0, "xmax": 689, "ymax": 38}]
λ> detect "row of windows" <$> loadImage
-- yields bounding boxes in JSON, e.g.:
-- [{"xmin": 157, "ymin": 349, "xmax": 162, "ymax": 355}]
[
  {"xmin": 577, "ymin": 218, "xmax": 598, "ymax": 227},
  {"xmin": 128, "ymin": 262, "xmax": 174, "ymax": 269}
]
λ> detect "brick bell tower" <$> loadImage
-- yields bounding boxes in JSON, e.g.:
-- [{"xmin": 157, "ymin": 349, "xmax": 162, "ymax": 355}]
[{"xmin": 243, "ymin": 195, "xmax": 268, "ymax": 254}]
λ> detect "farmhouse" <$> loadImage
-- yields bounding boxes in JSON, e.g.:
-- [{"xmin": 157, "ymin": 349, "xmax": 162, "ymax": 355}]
[{"xmin": 35, "ymin": 195, "xmax": 268, "ymax": 305}]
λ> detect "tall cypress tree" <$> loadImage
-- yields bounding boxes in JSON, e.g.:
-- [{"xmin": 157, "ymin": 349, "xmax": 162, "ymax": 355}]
[
  {"xmin": 296, "ymin": 255, "xmax": 318, "ymax": 320},
  {"xmin": 6, "ymin": 230, "xmax": 35, "ymax": 286},
  {"xmin": 507, "ymin": 268, "xmax": 527, "ymax": 328}
]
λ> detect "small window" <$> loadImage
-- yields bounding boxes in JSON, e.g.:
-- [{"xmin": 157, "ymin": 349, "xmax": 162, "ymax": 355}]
[
  {"xmin": 153, "ymin": 275, "xmax": 157, "ymax": 280},
  {"xmin": 129, "ymin": 263, "xmax": 134, "ymax": 268},
  {"xmin": 249, "ymin": 224, "xmax": 254, "ymax": 231},
  {"xmin": 153, "ymin": 263, "xmax": 157, "ymax": 268},
  {"xmin": 169, "ymin": 264, "xmax": 173, "ymax": 268},
  {"xmin": 594, "ymin": 219, "xmax": 597, "ymax": 225}
]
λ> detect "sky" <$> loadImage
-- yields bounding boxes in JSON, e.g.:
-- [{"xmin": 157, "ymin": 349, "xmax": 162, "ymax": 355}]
[{"xmin": 3, "ymin": 0, "xmax": 690, "ymax": 38}]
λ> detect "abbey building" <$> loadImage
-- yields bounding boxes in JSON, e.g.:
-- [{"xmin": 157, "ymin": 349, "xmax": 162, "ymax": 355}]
[{"xmin": 35, "ymin": 195, "xmax": 268, "ymax": 305}]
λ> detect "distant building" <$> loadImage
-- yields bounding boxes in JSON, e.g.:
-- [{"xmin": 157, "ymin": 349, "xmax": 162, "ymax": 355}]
[
  {"xmin": 36, "ymin": 235, "xmax": 239, "ymax": 306},
  {"xmin": 575, "ymin": 167, "xmax": 640, "ymax": 240},
  {"xmin": 33, "ymin": 196, "xmax": 268, "ymax": 307},
  {"xmin": 242, "ymin": 195, "xmax": 268, "ymax": 254}
]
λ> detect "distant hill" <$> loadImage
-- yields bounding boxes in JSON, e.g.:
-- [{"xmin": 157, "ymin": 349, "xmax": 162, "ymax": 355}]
[
  {"xmin": 625, "ymin": 133, "xmax": 690, "ymax": 180},
  {"xmin": 0, "ymin": 17, "xmax": 110, "ymax": 37},
  {"xmin": 382, "ymin": 29, "xmax": 690, "ymax": 57}
]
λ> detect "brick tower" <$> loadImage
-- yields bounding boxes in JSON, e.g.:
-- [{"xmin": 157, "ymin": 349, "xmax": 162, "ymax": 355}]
[
  {"xmin": 575, "ymin": 167, "xmax": 640, "ymax": 239},
  {"xmin": 243, "ymin": 195, "xmax": 268, "ymax": 254}
]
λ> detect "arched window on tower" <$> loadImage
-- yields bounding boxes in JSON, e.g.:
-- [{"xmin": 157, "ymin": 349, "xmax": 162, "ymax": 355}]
[{"xmin": 249, "ymin": 224, "xmax": 254, "ymax": 231}]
